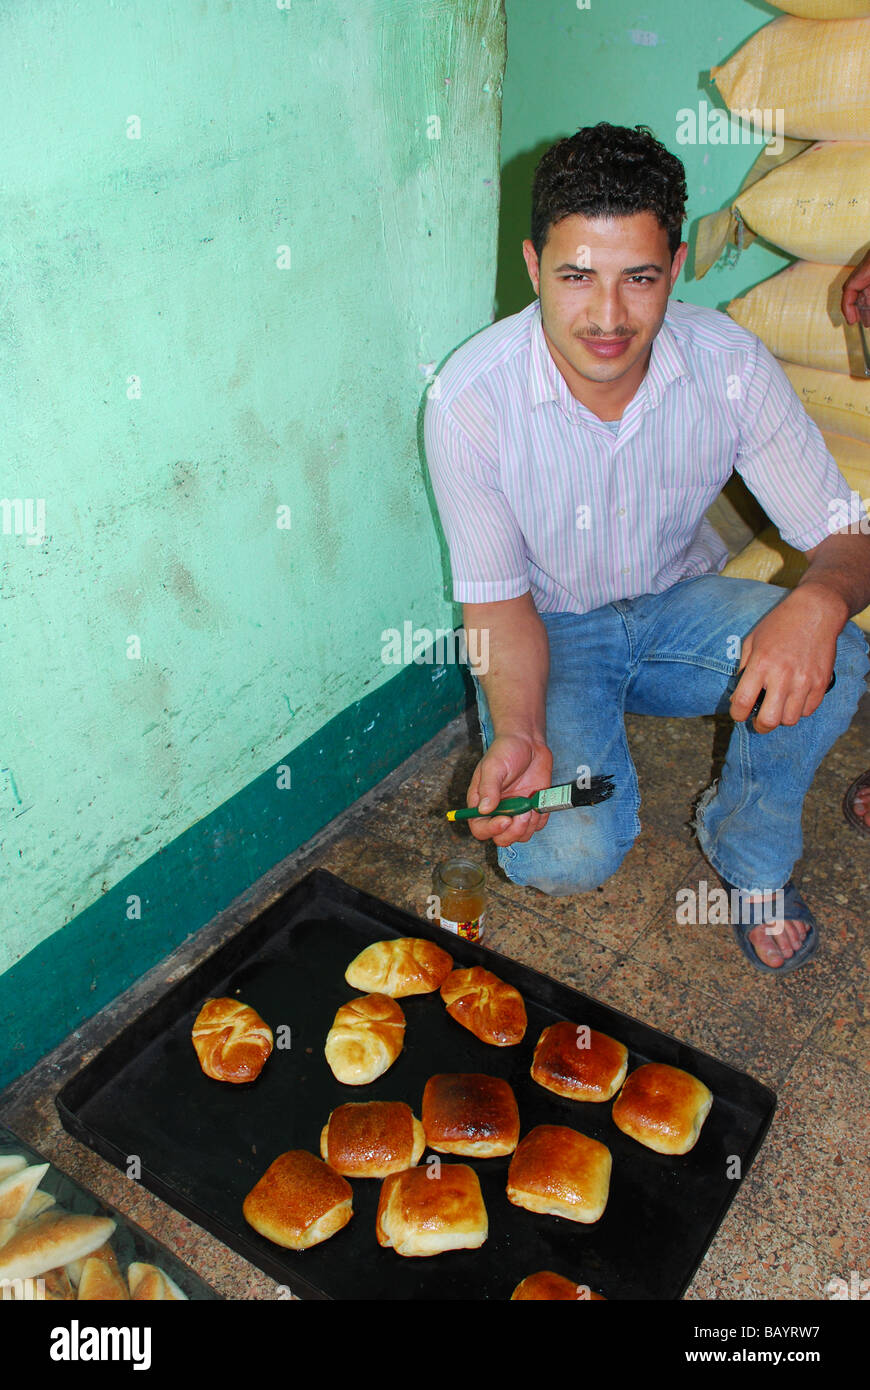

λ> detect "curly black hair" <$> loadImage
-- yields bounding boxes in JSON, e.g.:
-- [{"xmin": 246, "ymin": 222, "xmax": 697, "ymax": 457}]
[{"xmin": 530, "ymin": 123, "xmax": 687, "ymax": 261}]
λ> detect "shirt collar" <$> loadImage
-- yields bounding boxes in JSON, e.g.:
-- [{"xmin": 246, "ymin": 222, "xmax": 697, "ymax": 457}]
[{"xmin": 527, "ymin": 298, "xmax": 692, "ymax": 413}]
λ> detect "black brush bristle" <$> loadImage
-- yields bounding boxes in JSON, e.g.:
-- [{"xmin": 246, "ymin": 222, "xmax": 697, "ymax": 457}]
[{"xmin": 569, "ymin": 774, "xmax": 615, "ymax": 807}]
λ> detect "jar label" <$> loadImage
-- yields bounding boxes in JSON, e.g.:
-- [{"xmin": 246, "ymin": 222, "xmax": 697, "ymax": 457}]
[{"xmin": 439, "ymin": 913, "xmax": 485, "ymax": 942}]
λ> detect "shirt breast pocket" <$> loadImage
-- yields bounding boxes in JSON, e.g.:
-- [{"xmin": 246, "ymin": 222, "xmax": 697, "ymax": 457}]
[{"xmin": 657, "ymin": 483, "xmax": 723, "ymax": 548}]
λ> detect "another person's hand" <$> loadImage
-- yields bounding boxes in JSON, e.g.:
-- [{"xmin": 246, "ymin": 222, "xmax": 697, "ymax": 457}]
[
  {"xmin": 841, "ymin": 249, "xmax": 870, "ymax": 327},
  {"xmin": 465, "ymin": 733, "xmax": 553, "ymax": 847}
]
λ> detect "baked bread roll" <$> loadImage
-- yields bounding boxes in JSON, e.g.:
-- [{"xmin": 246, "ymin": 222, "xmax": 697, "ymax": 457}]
[
  {"xmin": 243, "ymin": 1150, "xmax": 353, "ymax": 1251},
  {"xmin": 511, "ymin": 1271, "xmax": 606, "ymax": 1300},
  {"xmin": 0, "ymin": 1162, "xmax": 50, "ymax": 1222},
  {"xmin": 376, "ymin": 1163, "xmax": 487, "ymax": 1257},
  {"xmin": 0, "ymin": 1155, "xmax": 27, "ymax": 1182},
  {"xmin": 128, "ymin": 1263, "xmax": 188, "ymax": 1301},
  {"xmin": 191, "ymin": 997, "xmax": 273, "ymax": 1083},
  {"xmin": 531, "ymin": 1021, "xmax": 628, "ymax": 1102},
  {"xmin": 78, "ymin": 1249, "xmax": 129, "ymax": 1300},
  {"xmin": 345, "ymin": 937, "xmax": 453, "ymax": 997},
  {"xmin": 0, "ymin": 1212, "xmax": 117, "ymax": 1281},
  {"xmin": 440, "ymin": 967, "xmax": 527, "ymax": 1047},
  {"xmin": 320, "ymin": 1101, "xmax": 425, "ymax": 1177},
  {"xmin": 324, "ymin": 993, "xmax": 405, "ymax": 1085},
  {"xmin": 422, "ymin": 1073, "xmax": 520, "ymax": 1157},
  {"xmin": 507, "ymin": 1125, "xmax": 611, "ymax": 1224},
  {"xmin": 612, "ymin": 1063, "xmax": 713, "ymax": 1155}
]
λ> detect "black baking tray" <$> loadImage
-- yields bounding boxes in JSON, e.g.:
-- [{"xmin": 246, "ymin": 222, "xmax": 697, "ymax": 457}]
[{"xmin": 57, "ymin": 868, "xmax": 776, "ymax": 1300}]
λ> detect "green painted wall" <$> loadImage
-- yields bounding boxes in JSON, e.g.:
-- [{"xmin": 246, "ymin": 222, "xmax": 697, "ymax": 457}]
[
  {"xmin": 0, "ymin": 0, "xmax": 505, "ymax": 1066},
  {"xmin": 498, "ymin": 0, "xmax": 790, "ymax": 318}
]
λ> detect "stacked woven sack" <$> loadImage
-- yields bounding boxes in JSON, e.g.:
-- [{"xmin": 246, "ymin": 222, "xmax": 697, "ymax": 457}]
[{"xmin": 695, "ymin": 0, "xmax": 870, "ymax": 631}]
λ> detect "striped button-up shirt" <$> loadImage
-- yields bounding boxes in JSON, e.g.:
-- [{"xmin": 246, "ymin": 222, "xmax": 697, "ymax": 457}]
[{"xmin": 423, "ymin": 296, "xmax": 856, "ymax": 614}]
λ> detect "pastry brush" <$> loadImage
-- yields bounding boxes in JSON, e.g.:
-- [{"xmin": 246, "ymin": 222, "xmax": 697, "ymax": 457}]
[{"xmin": 446, "ymin": 775, "xmax": 615, "ymax": 822}]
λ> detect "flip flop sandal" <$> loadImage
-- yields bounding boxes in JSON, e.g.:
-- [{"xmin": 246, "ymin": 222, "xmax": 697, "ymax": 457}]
[
  {"xmin": 843, "ymin": 769, "xmax": 870, "ymax": 838},
  {"xmin": 716, "ymin": 875, "xmax": 820, "ymax": 976}
]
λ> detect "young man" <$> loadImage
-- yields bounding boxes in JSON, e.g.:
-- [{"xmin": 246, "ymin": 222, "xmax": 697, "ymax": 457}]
[{"xmin": 424, "ymin": 123, "xmax": 870, "ymax": 975}]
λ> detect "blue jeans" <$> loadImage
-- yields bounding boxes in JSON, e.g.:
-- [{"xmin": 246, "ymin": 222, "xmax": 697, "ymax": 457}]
[{"xmin": 472, "ymin": 575, "xmax": 869, "ymax": 895}]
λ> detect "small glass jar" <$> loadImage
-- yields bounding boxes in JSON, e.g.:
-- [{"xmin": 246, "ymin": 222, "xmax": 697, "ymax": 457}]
[{"xmin": 432, "ymin": 858, "xmax": 487, "ymax": 942}]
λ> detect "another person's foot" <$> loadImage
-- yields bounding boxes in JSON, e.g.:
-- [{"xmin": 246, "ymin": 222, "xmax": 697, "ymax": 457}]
[{"xmin": 847, "ymin": 775, "xmax": 870, "ymax": 831}]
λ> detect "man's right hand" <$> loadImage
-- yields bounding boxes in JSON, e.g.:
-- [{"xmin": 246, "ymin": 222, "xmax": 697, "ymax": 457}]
[{"xmin": 464, "ymin": 733, "xmax": 554, "ymax": 847}]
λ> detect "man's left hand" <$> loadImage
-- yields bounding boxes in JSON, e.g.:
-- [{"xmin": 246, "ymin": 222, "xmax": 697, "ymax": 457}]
[{"xmin": 729, "ymin": 583, "xmax": 846, "ymax": 731}]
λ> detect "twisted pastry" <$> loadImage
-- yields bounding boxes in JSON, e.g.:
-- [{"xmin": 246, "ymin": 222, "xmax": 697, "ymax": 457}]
[{"xmin": 191, "ymin": 997, "xmax": 273, "ymax": 1083}]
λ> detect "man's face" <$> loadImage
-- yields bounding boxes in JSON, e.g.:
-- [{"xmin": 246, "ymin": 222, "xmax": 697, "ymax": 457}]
[{"xmin": 522, "ymin": 211, "xmax": 688, "ymax": 398}]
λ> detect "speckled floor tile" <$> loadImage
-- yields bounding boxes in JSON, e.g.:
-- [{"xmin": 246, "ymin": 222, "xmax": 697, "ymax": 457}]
[
  {"xmin": 686, "ymin": 1210, "xmax": 845, "ymax": 1301},
  {"xmin": 446, "ymin": 827, "xmax": 700, "ymax": 957},
  {"xmin": 575, "ymin": 830, "xmax": 703, "ymax": 953},
  {"xmin": 626, "ymin": 712, "xmax": 721, "ymax": 844},
  {"xmin": 802, "ymin": 935, "xmax": 869, "ymax": 1076},
  {"xmin": 596, "ymin": 956, "xmax": 800, "ymax": 1092},
  {"xmin": 482, "ymin": 904, "xmax": 621, "ymax": 995},
  {"xmin": 297, "ymin": 832, "xmax": 461, "ymax": 925},
  {"xmin": 724, "ymin": 1049, "xmax": 869, "ymax": 1269},
  {"xmin": 629, "ymin": 882, "xmax": 858, "ymax": 1049}
]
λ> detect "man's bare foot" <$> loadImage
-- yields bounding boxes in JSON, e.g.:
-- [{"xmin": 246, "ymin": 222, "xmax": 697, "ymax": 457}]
[{"xmin": 746, "ymin": 912, "xmax": 810, "ymax": 969}]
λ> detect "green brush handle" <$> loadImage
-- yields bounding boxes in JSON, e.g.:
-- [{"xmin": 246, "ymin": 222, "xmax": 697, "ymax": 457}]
[{"xmin": 447, "ymin": 795, "xmax": 534, "ymax": 822}]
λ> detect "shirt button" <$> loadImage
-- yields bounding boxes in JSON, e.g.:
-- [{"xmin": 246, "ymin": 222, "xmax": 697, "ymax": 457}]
[
  {"xmin": 622, "ymin": 566, "xmax": 630, "ymax": 575},
  {"xmin": 617, "ymin": 508, "xmax": 626, "ymax": 516}
]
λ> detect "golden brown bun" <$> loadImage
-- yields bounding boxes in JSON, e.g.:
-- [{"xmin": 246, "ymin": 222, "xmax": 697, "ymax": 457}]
[
  {"xmin": 191, "ymin": 997, "xmax": 273, "ymax": 1083},
  {"xmin": 324, "ymin": 994, "xmax": 405, "ymax": 1085},
  {"xmin": 531, "ymin": 1021, "xmax": 628, "ymax": 1102},
  {"xmin": 0, "ymin": 1212, "xmax": 117, "ymax": 1281},
  {"xmin": 422, "ymin": 1073, "xmax": 520, "ymax": 1157},
  {"xmin": 376, "ymin": 1163, "xmax": 488, "ymax": 1257},
  {"xmin": 128, "ymin": 1262, "xmax": 188, "ymax": 1300},
  {"xmin": 511, "ymin": 1271, "xmax": 607, "ymax": 1300},
  {"xmin": 78, "ymin": 1248, "xmax": 129, "ymax": 1300},
  {"xmin": 507, "ymin": 1125, "xmax": 611, "ymax": 1224},
  {"xmin": 439, "ymin": 967, "xmax": 527, "ymax": 1047},
  {"xmin": 345, "ymin": 937, "xmax": 453, "ymax": 997},
  {"xmin": 612, "ymin": 1063, "xmax": 713, "ymax": 1155},
  {"xmin": 320, "ymin": 1101, "xmax": 425, "ymax": 1177},
  {"xmin": 243, "ymin": 1150, "xmax": 353, "ymax": 1251}
]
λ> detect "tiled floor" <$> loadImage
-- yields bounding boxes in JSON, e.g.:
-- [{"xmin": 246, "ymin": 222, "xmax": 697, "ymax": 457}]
[{"xmin": 2, "ymin": 693, "xmax": 867, "ymax": 1300}]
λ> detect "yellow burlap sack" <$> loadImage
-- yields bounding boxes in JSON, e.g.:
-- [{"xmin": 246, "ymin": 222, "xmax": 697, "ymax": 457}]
[
  {"xmin": 782, "ymin": 362, "xmax": 870, "ymax": 443},
  {"xmin": 766, "ymin": 1, "xmax": 870, "ymax": 16},
  {"xmin": 727, "ymin": 262, "xmax": 853, "ymax": 372},
  {"xmin": 722, "ymin": 527, "xmax": 870, "ymax": 631},
  {"xmin": 694, "ymin": 143, "xmax": 870, "ymax": 276},
  {"xmin": 711, "ymin": 17, "xmax": 870, "ymax": 141},
  {"xmin": 736, "ymin": 143, "xmax": 870, "ymax": 266}
]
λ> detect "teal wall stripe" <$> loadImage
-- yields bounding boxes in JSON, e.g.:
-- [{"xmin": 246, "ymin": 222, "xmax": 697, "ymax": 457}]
[{"xmin": 0, "ymin": 659, "xmax": 470, "ymax": 1093}]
